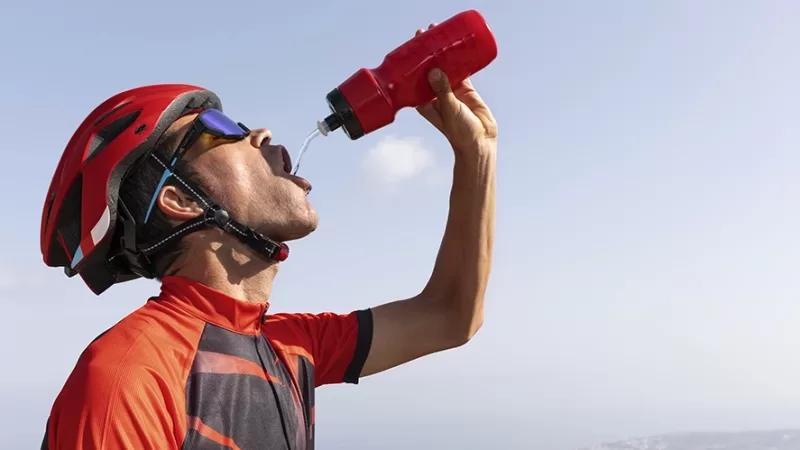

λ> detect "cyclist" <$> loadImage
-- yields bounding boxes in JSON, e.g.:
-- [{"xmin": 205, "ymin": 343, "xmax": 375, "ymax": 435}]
[{"xmin": 40, "ymin": 60, "xmax": 497, "ymax": 449}]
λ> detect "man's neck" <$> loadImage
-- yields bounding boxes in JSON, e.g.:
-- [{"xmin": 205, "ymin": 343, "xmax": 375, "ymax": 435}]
[{"xmin": 170, "ymin": 234, "xmax": 279, "ymax": 305}]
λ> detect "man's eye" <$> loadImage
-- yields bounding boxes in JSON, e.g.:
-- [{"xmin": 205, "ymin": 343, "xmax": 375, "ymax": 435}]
[{"xmin": 199, "ymin": 134, "xmax": 217, "ymax": 144}]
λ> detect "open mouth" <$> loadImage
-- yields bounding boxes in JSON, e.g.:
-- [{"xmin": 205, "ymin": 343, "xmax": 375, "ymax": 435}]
[
  {"xmin": 280, "ymin": 146, "xmax": 293, "ymax": 173},
  {"xmin": 278, "ymin": 145, "xmax": 312, "ymax": 194}
]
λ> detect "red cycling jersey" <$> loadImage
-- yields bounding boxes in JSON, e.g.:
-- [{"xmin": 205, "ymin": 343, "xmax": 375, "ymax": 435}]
[{"xmin": 41, "ymin": 276, "xmax": 373, "ymax": 450}]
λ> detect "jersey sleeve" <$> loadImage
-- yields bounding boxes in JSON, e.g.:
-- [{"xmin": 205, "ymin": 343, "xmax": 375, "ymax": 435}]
[
  {"xmin": 266, "ymin": 309, "xmax": 373, "ymax": 387},
  {"xmin": 44, "ymin": 359, "xmax": 183, "ymax": 449}
]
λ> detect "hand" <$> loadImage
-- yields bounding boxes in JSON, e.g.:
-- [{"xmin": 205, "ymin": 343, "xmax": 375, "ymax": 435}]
[{"xmin": 415, "ymin": 25, "xmax": 498, "ymax": 155}]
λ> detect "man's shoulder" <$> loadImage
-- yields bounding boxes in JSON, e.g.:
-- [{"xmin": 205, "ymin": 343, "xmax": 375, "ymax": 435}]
[
  {"xmin": 262, "ymin": 312, "xmax": 315, "ymax": 353},
  {"xmin": 261, "ymin": 311, "xmax": 346, "ymax": 339},
  {"xmin": 263, "ymin": 311, "xmax": 358, "ymax": 327},
  {"xmin": 75, "ymin": 299, "xmax": 203, "ymax": 386},
  {"xmin": 51, "ymin": 300, "xmax": 201, "ymax": 419},
  {"xmin": 263, "ymin": 311, "xmax": 314, "ymax": 328},
  {"xmin": 48, "ymin": 303, "xmax": 191, "ymax": 447},
  {"xmin": 263, "ymin": 311, "xmax": 369, "ymax": 387},
  {"xmin": 261, "ymin": 311, "xmax": 362, "ymax": 358}
]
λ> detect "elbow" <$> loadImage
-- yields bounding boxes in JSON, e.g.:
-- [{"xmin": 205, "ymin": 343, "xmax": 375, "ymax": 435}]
[
  {"xmin": 463, "ymin": 310, "xmax": 485, "ymax": 344},
  {"xmin": 419, "ymin": 286, "xmax": 486, "ymax": 349},
  {"xmin": 447, "ymin": 305, "xmax": 485, "ymax": 348}
]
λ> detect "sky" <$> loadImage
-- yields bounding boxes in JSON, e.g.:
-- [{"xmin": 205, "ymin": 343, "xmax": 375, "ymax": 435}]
[{"xmin": 1, "ymin": 0, "xmax": 800, "ymax": 449}]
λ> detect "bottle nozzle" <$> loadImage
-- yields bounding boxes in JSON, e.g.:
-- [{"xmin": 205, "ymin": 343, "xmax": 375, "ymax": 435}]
[
  {"xmin": 320, "ymin": 113, "xmax": 342, "ymax": 136},
  {"xmin": 316, "ymin": 120, "xmax": 329, "ymax": 136}
]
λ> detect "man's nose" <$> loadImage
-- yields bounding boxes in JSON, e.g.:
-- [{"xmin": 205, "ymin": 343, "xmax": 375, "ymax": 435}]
[{"xmin": 249, "ymin": 128, "xmax": 272, "ymax": 148}]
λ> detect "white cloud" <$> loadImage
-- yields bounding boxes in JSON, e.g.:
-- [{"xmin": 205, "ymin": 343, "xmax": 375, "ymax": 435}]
[{"xmin": 361, "ymin": 136, "xmax": 440, "ymax": 189}]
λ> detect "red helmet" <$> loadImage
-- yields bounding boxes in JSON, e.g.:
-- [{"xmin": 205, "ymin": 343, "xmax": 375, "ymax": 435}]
[{"xmin": 41, "ymin": 84, "xmax": 222, "ymax": 294}]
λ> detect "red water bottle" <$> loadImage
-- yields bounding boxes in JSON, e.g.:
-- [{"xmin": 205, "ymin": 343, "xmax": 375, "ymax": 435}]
[{"xmin": 320, "ymin": 10, "xmax": 498, "ymax": 140}]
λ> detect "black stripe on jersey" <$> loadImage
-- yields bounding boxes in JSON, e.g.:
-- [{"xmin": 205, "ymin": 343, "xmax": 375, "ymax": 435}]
[
  {"xmin": 344, "ymin": 309, "xmax": 374, "ymax": 384},
  {"xmin": 196, "ymin": 323, "xmax": 261, "ymax": 365}
]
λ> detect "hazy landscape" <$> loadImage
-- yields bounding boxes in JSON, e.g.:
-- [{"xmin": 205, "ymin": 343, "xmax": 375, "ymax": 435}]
[{"xmin": 580, "ymin": 430, "xmax": 800, "ymax": 450}]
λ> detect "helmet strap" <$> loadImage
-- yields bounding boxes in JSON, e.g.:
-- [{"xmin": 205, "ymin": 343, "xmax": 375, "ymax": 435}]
[{"xmin": 113, "ymin": 155, "xmax": 289, "ymax": 279}]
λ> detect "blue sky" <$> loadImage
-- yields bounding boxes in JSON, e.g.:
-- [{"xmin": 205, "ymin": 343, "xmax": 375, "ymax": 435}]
[{"xmin": 2, "ymin": 1, "xmax": 800, "ymax": 449}]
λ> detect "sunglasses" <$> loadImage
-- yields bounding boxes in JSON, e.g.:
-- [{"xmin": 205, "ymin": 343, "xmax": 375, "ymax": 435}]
[
  {"xmin": 143, "ymin": 109, "xmax": 250, "ymax": 223},
  {"xmin": 171, "ymin": 109, "xmax": 251, "ymax": 164}
]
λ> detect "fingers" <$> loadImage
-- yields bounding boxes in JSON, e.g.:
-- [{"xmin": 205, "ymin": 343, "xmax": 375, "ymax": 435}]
[
  {"xmin": 414, "ymin": 22, "xmax": 452, "ymax": 133},
  {"xmin": 453, "ymin": 82, "xmax": 471, "ymax": 97},
  {"xmin": 416, "ymin": 101, "xmax": 445, "ymax": 133},
  {"xmin": 427, "ymin": 69, "xmax": 459, "ymax": 123},
  {"xmin": 416, "ymin": 23, "xmax": 436, "ymax": 37}
]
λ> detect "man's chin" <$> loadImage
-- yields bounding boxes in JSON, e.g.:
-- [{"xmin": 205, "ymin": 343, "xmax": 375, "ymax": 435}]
[
  {"xmin": 270, "ymin": 215, "xmax": 319, "ymax": 242},
  {"xmin": 279, "ymin": 227, "xmax": 316, "ymax": 242}
]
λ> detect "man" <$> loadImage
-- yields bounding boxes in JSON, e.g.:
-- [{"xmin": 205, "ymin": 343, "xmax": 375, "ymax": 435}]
[{"xmin": 39, "ymin": 28, "xmax": 497, "ymax": 450}]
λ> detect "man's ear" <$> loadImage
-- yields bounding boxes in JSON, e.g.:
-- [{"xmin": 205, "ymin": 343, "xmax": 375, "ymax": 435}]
[{"xmin": 157, "ymin": 185, "xmax": 204, "ymax": 220}]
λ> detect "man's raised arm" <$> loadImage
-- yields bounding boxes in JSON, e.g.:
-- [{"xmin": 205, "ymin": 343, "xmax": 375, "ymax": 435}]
[{"xmin": 360, "ymin": 64, "xmax": 498, "ymax": 377}]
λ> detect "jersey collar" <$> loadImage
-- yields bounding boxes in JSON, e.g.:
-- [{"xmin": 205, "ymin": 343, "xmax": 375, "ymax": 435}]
[{"xmin": 159, "ymin": 276, "xmax": 268, "ymax": 334}]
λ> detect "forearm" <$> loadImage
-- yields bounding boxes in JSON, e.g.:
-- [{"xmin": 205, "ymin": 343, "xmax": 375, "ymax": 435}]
[{"xmin": 422, "ymin": 143, "xmax": 497, "ymax": 339}]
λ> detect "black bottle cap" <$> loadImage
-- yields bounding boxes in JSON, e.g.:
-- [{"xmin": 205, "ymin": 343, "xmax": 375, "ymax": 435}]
[
  {"xmin": 322, "ymin": 113, "xmax": 341, "ymax": 134},
  {"xmin": 325, "ymin": 88, "xmax": 365, "ymax": 140}
]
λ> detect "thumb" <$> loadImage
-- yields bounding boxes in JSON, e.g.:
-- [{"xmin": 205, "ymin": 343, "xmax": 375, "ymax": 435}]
[{"xmin": 428, "ymin": 69, "xmax": 459, "ymax": 120}]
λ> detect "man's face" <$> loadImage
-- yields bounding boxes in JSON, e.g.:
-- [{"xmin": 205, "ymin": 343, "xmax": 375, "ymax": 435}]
[{"xmin": 167, "ymin": 113, "xmax": 317, "ymax": 242}]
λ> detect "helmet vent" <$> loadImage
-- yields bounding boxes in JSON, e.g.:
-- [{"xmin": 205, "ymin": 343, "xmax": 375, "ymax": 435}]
[
  {"xmin": 86, "ymin": 111, "xmax": 141, "ymax": 163},
  {"xmin": 54, "ymin": 173, "xmax": 83, "ymax": 265},
  {"xmin": 92, "ymin": 101, "xmax": 132, "ymax": 126}
]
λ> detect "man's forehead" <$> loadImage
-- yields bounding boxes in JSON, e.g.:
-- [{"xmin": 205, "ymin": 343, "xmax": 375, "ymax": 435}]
[{"xmin": 167, "ymin": 113, "xmax": 199, "ymax": 139}]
